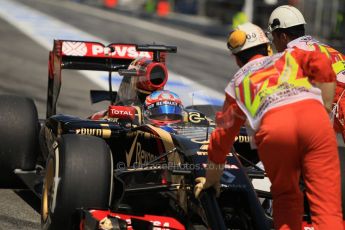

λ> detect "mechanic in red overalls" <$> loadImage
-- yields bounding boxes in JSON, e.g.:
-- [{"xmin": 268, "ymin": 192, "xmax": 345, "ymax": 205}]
[
  {"xmin": 194, "ymin": 22, "xmax": 342, "ymax": 229},
  {"xmin": 267, "ymin": 5, "xmax": 345, "ymax": 142}
]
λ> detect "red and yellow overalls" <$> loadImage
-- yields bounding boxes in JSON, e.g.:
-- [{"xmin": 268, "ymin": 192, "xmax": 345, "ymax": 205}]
[
  {"xmin": 208, "ymin": 48, "xmax": 342, "ymax": 229},
  {"xmin": 287, "ymin": 36, "xmax": 345, "ymax": 141}
]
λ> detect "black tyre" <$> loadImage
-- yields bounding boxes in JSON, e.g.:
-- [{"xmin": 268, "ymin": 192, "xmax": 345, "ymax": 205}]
[
  {"xmin": 41, "ymin": 134, "xmax": 113, "ymax": 230},
  {"xmin": 0, "ymin": 95, "xmax": 39, "ymax": 187},
  {"xmin": 223, "ymin": 207, "xmax": 254, "ymax": 230}
]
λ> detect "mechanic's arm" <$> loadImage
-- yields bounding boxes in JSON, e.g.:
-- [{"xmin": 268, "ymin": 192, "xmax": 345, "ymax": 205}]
[
  {"xmin": 314, "ymin": 82, "xmax": 336, "ymax": 112},
  {"xmin": 297, "ymin": 48, "xmax": 337, "ymax": 112},
  {"xmin": 195, "ymin": 95, "xmax": 245, "ymax": 198},
  {"xmin": 209, "ymin": 94, "xmax": 246, "ymax": 163}
]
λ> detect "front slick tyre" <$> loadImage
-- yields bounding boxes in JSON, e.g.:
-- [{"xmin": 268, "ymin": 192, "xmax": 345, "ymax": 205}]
[{"xmin": 41, "ymin": 134, "xmax": 113, "ymax": 230}]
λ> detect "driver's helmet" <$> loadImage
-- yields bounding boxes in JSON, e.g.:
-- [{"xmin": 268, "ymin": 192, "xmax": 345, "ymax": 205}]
[{"xmin": 144, "ymin": 90, "xmax": 184, "ymax": 126}]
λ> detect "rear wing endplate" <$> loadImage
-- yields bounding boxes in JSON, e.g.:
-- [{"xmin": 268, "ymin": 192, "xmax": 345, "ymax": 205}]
[{"xmin": 46, "ymin": 40, "xmax": 154, "ymax": 118}]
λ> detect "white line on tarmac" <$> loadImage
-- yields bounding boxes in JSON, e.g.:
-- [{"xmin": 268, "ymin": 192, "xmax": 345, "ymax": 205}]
[
  {"xmin": 36, "ymin": 0, "xmax": 227, "ymax": 51},
  {"xmin": 0, "ymin": 0, "xmax": 225, "ymax": 106}
]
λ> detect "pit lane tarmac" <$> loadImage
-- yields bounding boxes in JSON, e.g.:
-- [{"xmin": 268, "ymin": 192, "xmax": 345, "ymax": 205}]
[{"xmin": 0, "ymin": 190, "xmax": 40, "ymax": 230}]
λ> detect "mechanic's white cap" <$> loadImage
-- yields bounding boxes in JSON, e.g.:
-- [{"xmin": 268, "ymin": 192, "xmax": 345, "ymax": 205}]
[
  {"xmin": 268, "ymin": 5, "xmax": 306, "ymax": 32},
  {"xmin": 227, "ymin": 22, "xmax": 270, "ymax": 54}
]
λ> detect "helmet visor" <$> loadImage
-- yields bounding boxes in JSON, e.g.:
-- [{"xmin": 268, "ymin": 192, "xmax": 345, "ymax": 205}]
[{"xmin": 148, "ymin": 105, "xmax": 183, "ymax": 121}]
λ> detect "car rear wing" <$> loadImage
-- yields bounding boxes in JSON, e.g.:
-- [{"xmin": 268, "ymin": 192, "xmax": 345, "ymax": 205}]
[{"xmin": 46, "ymin": 39, "xmax": 175, "ymax": 118}]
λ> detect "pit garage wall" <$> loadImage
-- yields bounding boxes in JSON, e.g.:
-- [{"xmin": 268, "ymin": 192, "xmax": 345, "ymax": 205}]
[
  {"xmin": 299, "ymin": 0, "xmax": 345, "ymax": 53},
  {"xmin": 175, "ymin": 0, "xmax": 345, "ymax": 53}
]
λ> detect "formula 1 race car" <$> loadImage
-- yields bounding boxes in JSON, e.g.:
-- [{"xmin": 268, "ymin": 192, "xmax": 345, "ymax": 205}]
[{"xmin": 0, "ymin": 39, "xmax": 339, "ymax": 230}]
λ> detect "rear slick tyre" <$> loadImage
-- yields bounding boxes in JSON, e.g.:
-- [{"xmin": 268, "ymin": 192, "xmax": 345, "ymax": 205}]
[
  {"xmin": 0, "ymin": 95, "xmax": 39, "ymax": 187},
  {"xmin": 41, "ymin": 134, "xmax": 113, "ymax": 230}
]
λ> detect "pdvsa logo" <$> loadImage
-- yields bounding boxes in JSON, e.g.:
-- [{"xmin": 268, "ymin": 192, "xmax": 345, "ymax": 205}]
[
  {"xmin": 92, "ymin": 45, "xmax": 152, "ymax": 58},
  {"xmin": 61, "ymin": 42, "xmax": 153, "ymax": 59}
]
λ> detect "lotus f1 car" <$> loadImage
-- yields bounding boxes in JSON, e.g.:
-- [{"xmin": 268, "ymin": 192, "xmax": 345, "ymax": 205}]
[{"xmin": 0, "ymin": 39, "xmax": 341, "ymax": 230}]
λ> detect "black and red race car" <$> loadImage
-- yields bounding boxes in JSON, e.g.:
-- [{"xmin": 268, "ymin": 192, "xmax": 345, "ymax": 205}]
[{"xmin": 0, "ymin": 39, "xmax": 341, "ymax": 230}]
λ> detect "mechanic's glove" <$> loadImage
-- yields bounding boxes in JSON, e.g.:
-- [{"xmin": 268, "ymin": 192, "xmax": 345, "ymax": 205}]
[
  {"xmin": 99, "ymin": 217, "xmax": 113, "ymax": 230},
  {"xmin": 194, "ymin": 160, "xmax": 225, "ymax": 199}
]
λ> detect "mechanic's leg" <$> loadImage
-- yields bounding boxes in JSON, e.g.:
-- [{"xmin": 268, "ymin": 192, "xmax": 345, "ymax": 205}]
[
  {"xmin": 300, "ymin": 102, "xmax": 343, "ymax": 230},
  {"xmin": 334, "ymin": 87, "xmax": 345, "ymax": 143},
  {"xmin": 255, "ymin": 105, "xmax": 303, "ymax": 230}
]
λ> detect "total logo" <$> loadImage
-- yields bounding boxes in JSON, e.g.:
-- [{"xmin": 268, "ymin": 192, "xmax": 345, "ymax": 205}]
[
  {"xmin": 108, "ymin": 106, "xmax": 136, "ymax": 120},
  {"xmin": 110, "ymin": 109, "xmax": 133, "ymax": 116}
]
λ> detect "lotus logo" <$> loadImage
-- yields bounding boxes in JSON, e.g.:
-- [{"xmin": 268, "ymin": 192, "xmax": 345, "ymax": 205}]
[{"xmin": 125, "ymin": 133, "xmax": 139, "ymax": 167}]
